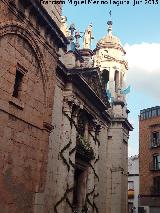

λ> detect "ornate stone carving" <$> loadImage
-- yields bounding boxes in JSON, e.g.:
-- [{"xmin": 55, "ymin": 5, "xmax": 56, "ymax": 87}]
[
  {"xmin": 61, "ymin": 16, "xmax": 70, "ymax": 37},
  {"xmin": 83, "ymin": 24, "xmax": 93, "ymax": 49},
  {"xmin": 63, "ymin": 94, "xmax": 83, "ymax": 114},
  {"xmin": 81, "ymin": 71, "xmax": 108, "ymax": 104}
]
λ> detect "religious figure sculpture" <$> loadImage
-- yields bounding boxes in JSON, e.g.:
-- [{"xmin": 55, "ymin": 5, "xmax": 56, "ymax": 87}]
[
  {"xmin": 83, "ymin": 24, "xmax": 94, "ymax": 49},
  {"xmin": 61, "ymin": 16, "xmax": 70, "ymax": 37}
]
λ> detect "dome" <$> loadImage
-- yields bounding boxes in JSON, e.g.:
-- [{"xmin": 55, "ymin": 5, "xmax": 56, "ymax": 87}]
[
  {"xmin": 97, "ymin": 34, "xmax": 121, "ymax": 47},
  {"xmin": 96, "ymin": 21, "xmax": 126, "ymax": 54}
]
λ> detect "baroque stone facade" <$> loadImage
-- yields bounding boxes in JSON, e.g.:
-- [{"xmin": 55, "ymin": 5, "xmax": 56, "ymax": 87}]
[
  {"xmin": 39, "ymin": 60, "xmax": 111, "ymax": 213},
  {"xmin": 0, "ymin": 1, "xmax": 133, "ymax": 213},
  {"xmin": 37, "ymin": 19, "xmax": 132, "ymax": 213}
]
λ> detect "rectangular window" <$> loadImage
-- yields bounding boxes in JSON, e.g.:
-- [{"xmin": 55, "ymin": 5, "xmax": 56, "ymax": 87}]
[
  {"xmin": 12, "ymin": 69, "xmax": 24, "ymax": 98},
  {"xmin": 146, "ymin": 110, "xmax": 149, "ymax": 119},
  {"xmin": 148, "ymin": 110, "xmax": 152, "ymax": 118},
  {"xmin": 153, "ymin": 176, "xmax": 160, "ymax": 195},
  {"xmin": 153, "ymin": 155, "xmax": 160, "ymax": 170},
  {"xmin": 151, "ymin": 132, "xmax": 160, "ymax": 147},
  {"xmin": 152, "ymin": 109, "xmax": 157, "ymax": 117}
]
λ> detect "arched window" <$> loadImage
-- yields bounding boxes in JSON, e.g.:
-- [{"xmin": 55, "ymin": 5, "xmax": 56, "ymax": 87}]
[
  {"xmin": 120, "ymin": 72, "xmax": 123, "ymax": 88},
  {"xmin": 114, "ymin": 70, "xmax": 119, "ymax": 92},
  {"xmin": 101, "ymin": 69, "xmax": 109, "ymax": 91}
]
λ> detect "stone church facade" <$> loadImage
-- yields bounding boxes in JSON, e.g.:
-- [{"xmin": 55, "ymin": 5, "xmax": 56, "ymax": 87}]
[{"xmin": 0, "ymin": 1, "xmax": 132, "ymax": 213}]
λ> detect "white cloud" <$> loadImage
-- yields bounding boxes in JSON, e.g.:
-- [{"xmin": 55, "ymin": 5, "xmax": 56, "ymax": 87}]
[{"xmin": 124, "ymin": 43, "xmax": 160, "ymax": 100}]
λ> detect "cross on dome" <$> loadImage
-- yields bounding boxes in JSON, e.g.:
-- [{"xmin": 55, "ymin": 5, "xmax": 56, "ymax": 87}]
[{"xmin": 107, "ymin": 10, "xmax": 113, "ymax": 36}]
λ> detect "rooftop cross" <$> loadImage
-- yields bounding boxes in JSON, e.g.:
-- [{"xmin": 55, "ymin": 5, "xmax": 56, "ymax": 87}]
[
  {"xmin": 109, "ymin": 10, "xmax": 112, "ymax": 20},
  {"xmin": 107, "ymin": 10, "xmax": 113, "ymax": 35}
]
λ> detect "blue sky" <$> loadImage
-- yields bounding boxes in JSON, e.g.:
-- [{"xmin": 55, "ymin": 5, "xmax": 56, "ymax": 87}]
[{"xmin": 63, "ymin": 2, "xmax": 160, "ymax": 156}]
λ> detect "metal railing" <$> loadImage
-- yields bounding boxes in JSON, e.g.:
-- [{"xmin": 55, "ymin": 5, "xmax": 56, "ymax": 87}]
[{"xmin": 149, "ymin": 162, "xmax": 160, "ymax": 171}]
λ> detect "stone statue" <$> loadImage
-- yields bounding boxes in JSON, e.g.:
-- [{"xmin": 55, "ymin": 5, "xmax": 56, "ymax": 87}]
[
  {"xmin": 83, "ymin": 24, "xmax": 93, "ymax": 49},
  {"xmin": 61, "ymin": 16, "xmax": 70, "ymax": 37}
]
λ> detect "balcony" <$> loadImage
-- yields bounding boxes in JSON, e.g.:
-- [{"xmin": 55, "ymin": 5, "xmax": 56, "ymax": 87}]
[{"xmin": 149, "ymin": 162, "xmax": 160, "ymax": 171}]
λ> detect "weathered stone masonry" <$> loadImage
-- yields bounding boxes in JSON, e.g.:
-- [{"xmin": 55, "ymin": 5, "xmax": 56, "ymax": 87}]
[
  {"xmin": 0, "ymin": 0, "xmax": 67, "ymax": 212},
  {"xmin": 0, "ymin": 1, "xmax": 133, "ymax": 212},
  {"xmin": 35, "ymin": 57, "xmax": 112, "ymax": 213}
]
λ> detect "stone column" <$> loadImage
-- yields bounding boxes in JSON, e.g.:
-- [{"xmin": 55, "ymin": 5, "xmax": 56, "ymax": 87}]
[
  {"xmin": 107, "ymin": 122, "xmax": 127, "ymax": 213},
  {"xmin": 96, "ymin": 124, "xmax": 109, "ymax": 213}
]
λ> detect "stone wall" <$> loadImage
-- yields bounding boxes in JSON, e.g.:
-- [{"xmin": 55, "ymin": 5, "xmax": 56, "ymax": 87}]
[
  {"xmin": 34, "ymin": 79, "xmax": 65, "ymax": 213},
  {"xmin": 107, "ymin": 122, "xmax": 129, "ymax": 213},
  {"xmin": 0, "ymin": 0, "xmax": 62, "ymax": 212},
  {"xmin": 96, "ymin": 126, "xmax": 109, "ymax": 213},
  {"xmin": 38, "ymin": 70, "xmax": 110, "ymax": 213}
]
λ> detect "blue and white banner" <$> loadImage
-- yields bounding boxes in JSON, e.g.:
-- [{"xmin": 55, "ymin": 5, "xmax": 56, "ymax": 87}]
[{"xmin": 121, "ymin": 85, "xmax": 131, "ymax": 95}]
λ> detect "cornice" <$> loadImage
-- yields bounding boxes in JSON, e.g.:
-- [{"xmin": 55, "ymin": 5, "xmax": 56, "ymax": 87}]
[
  {"xmin": 112, "ymin": 117, "xmax": 133, "ymax": 131},
  {"xmin": 30, "ymin": 0, "xmax": 69, "ymax": 48}
]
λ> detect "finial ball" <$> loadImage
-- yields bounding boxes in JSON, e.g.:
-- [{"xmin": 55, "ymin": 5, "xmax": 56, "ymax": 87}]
[{"xmin": 107, "ymin": 21, "xmax": 112, "ymax": 26}]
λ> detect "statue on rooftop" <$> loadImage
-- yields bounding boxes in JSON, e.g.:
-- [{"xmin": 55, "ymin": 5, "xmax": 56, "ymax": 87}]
[
  {"xmin": 61, "ymin": 16, "xmax": 70, "ymax": 37},
  {"xmin": 83, "ymin": 24, "xmax": 94, "ymax": 49}
]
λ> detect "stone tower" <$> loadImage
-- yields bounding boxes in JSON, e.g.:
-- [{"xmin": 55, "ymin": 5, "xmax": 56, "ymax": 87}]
[
  {"xmin": 94, "ymin": 20, "xmax": 128, "ymax": 103},
  {"xmin": 94, "ymin": 20, "xmax": 133, "ymax": 213}
]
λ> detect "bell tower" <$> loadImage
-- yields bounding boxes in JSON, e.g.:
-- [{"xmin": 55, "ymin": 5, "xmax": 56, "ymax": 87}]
[
  {"xmin": 94, "ymin": 17, "xmax": 133, "ymax": 213},
  {"xmin": 94, "ymin": 19, "xmax": 128, "ymax": 111}
]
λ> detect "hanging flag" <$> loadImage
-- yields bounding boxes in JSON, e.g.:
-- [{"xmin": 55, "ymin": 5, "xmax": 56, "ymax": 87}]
[{"xmin": 121, "ymin": 85, "xmax": 131, "ymax": 95}]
